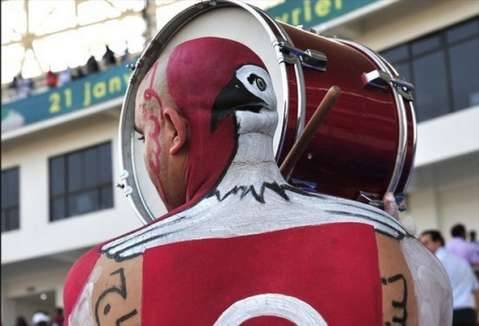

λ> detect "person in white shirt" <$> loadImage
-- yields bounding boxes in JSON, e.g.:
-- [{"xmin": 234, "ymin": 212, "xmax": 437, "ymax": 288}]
[{"xmin": 420, "ymin": 230, "xmax": 479, "ymax": 326}]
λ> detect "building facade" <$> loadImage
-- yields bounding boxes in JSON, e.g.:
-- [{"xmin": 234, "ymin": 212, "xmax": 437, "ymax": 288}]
[{"xmin": 2, "ymin": 0, "xmax": 478, "ymax": 325}]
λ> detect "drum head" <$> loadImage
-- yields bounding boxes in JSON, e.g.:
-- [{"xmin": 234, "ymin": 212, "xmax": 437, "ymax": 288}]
[{"xmin": 120, "ymin": 2, "xmax": 292, "ymax": 223}]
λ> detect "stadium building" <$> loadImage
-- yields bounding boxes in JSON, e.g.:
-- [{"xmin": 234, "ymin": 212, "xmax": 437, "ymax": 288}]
[{"xmin": 1, "ymin": 0, "xmax": 478, "ymax": 324}]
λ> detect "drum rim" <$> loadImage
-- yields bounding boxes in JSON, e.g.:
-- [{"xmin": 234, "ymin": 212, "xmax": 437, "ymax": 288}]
[
  {"xmin": 377, "ymin": 54, "xmax": 417, "ymax": 193},
  {"xmin": 337, "ymin": 39, "xmax": 414, "ymax": 197},
  {"xmin": 118, "ymin": 0, "xmax": 303, "ymax": 224}
]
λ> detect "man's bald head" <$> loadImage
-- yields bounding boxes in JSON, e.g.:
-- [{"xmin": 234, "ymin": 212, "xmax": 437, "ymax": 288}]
[{"xmin": 134, "ymin": 37, "xmax": 273, "ymax": 212}]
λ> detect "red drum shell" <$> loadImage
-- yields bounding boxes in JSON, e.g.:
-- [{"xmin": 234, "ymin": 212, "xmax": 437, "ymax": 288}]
[{"xmin": 277, "ymin": 24, "xmax": 415, "ymax": 200}]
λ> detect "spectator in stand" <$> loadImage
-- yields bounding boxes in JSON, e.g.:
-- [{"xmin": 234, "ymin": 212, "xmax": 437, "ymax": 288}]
[
  {"xmin": 46, "ymin": 68, "xmax": 58, "ymax": 88},
  {"xmin": 17, "ymin": 75, "xmax": 33, "ymax": 98},
  {"xmin": 71, "ymin": 66, "xmax": 85, "ymax": 80},
  {"xmin": 58, "ymin": 68, "xmax": 71, "ymax": 86},
  {"xmin": 121, "ymin": 41, "xmax": 130, "ymax": 63},
  {"xmin": 9, "ymin": 74, "xmax": 20, "ymax": 92},
  {"xmin": 86, "ymin": 55, "xmax": 100, "ymax": 74},
  {"xmin": 447, "ymin": 223, "xmax": 479, "ymax": 266},
  {"xmin": 102, "ymin": 44, "xmax": 117, "ymax": 66},
  {"xmin": 420, "ymin": 230, "xmax": 479, "ymax": 326}
]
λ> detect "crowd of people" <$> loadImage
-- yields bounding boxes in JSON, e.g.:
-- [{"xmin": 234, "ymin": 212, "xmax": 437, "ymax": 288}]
[
  {"xmin": 420, "ymin": 223, "xmax": 479, "ymax": 326},
  {"xmin": 7, "ymin": 45, "xmax": 130, "ymax": 99},
  {"xmin": 14, "ymin": 308, "xmax": 63, "ymax": 326}
]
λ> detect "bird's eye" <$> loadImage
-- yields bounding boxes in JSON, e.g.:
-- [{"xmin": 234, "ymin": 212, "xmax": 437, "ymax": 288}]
[
  {"xmin": 137, "ymin": 135, "xmax": 145, "ymax": 143},
  {"xmin": 255, "ymin": 77, "xmax": 266, "ymax": 91},
  {"xmin": 247, "ymin": 73, "xmax": 267, "ymax": 91}
]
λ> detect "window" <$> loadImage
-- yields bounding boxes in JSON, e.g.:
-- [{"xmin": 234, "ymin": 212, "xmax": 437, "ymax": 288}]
[
  {"xmin": 1, "ymin": 167, "xmax": 20, "ymax": 232},
  {"xmin": 381, "ymin": 17, "xmax": 479, "ymax": 122},
  {"xmin": 49, "ymin": 142, "xmax": 113, "ymax": 221}
]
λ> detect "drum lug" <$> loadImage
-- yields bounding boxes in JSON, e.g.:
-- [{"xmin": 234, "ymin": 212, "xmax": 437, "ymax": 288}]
[
  {"xmin": 363, "ymin": 70, "xmax": 414, "ymax": 101},
  {"xmin": 357, "ymin": 191, "xmax": 383, "ymax": 208},
  {"xmin": 274, "ymin": 41, "xmax": 327, "ymax": 71},
  {"xmin": 117, "ymin": 170, "xmax": 133, "ymax": 196},
  {"xmin": 357, "ymin": 191, "xmax": 408, "ymax": 211}
]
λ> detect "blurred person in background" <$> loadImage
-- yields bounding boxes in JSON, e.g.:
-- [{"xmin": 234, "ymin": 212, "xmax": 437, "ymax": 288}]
[
  {"xmin": 15, "ymin": 316, "xmax": 28, "ymax": 326},
  {"xmin": 420, "ymin": 230, "xmax": 479, "ymax": 326},
  {"xmin": 46, "ymin": 68, "xmax": 58, "ymax": 88},
  {"xmin": 51, "ymin": 307, "xmax": 64, "ymax": 326},
  {"xmin": 17, "ymin": 75, "xmax": 33, "ymax": 98},
  {"xmin": 58, "ymin": 68, "xmax": 71, "ymax": 87},
  {"xmin": 447, "ymin": 223, "xmax": 479, "ymax": 267},
  {"xmin": 71, "ymin": 66, "xmax": 85, "ymax": 80},
  {"xmin": 102, "ymin": 44, "xmax": 117, "ymax": 66},
  {"xmin": 9, "ymin": 73, "xmax": 33, "ymax": 98},
  {"xmin": 470, "ymin": 230, "xmax": 479, "ymax": 246},
  {"xmin": 86, "ymin": 55, "xmax": 100, "ymax": 74},
  {"xmin": 31, "ymin": 311, "xmax": 50, "ymax": 326},
  {"xmin": 121, "ymin": 41, "xmax": 130, "ymax": 63},
  {"xmin": 9, "ymin": 74, "xmax": 20, "ymax": 93}
]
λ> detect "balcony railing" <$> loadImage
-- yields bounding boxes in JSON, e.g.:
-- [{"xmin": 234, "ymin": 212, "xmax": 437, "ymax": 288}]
[{"xmin": 2, "ymin": 62, "xmax": 133, "ymax": 135}]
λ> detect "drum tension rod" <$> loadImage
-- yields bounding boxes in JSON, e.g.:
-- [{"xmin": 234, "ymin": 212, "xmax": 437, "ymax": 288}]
[
  {"xmin": 280, "ymin": 86, "xmax": 341, "ymax": 181},
  {"xmin": 362, "ymin": 70, "xmax": 414, "ymax": 101},
  {"xmin": 275, "ymin": 42, "xmax": 327, "ymax": 72}
]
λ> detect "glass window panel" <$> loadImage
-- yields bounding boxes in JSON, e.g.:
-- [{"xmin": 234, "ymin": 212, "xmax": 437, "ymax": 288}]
[
  {"xmin": 412, "ymin": 52, "xmax": 450, "ymax": 121},
  {"xmin": 97, "ymin": 143, "xmax": 112, "ymax": 184},
  {"xmin": 381, "ymin": 45, "xmax": 409, "ymax": 63},
  {"xmin": 8, "ymin": 208, "xmax": 19, "ymax": 230},
  {"xmin": 100, "ymin": 186, "xmax": 113, "ymax": 209},
  {"xmin": 68, "ymin": 190, "xmax": 99, "ymax": 216},
  {"xmin": 51, "ymin": 198, "xmax": 66, "ymax": 221},
  {"xmin": 449, "ymin": 38, "xmax": 479, "ymax": 110},
  {"xmin": 7, "ymin": 169, "xmax": 19, "ymax": 206},
  {"xmin": 49, "ymin": 143, "xmax": 115, "ymax": 220},
  {"xmin": 50, "ymin": 157, "xmax": 65, "ymax": 196},
  {"xmin": 67, "ymin": 152, "xmax": 84, "ymax": 192},
  {"xmin": 84, "ymin": 147, "xmax": 98, "ymax": 188},
  {"xmin": 1, "ymin": 210, "xmax": 7, "ymax": 232},
  {"xmin": 394, "ymin": 62, "xmax": 412, "ymax": 84},
  {"xmin": 447, "ymin": 18, "xmax": 479, "ymax": 44},
  {"xmin": 411, "ymin": 35, "xmax": 441, "ymax": 56},
  {"xmin": 1, "ymin": 172, "xmax": 8, "ymax": 206}
]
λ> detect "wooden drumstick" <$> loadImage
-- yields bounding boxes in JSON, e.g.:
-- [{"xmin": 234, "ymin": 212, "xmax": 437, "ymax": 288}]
[{"xmin": 280, "ymin": 85, "xmax": 341, "ymax": 181}]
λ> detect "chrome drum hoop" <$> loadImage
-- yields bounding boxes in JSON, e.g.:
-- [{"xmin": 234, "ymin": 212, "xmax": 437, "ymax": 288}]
[
  {"xmin": 337, "ymin": 39, "xmax": 410, "ymax": 195},
  {"xmin": 118, "ymin": 0, "xmax": 304, "ymax": 225},
  {"xmin": 378, "ymin": 54, "xmax": 417, "ymax": 192}
]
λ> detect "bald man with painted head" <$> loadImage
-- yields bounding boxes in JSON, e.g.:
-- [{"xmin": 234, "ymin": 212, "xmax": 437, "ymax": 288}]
[{"xmin": 63, "ymin": 37, "xmax": 452, "ymax": 325}]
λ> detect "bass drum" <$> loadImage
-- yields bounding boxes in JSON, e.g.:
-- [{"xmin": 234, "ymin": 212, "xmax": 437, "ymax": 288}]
[{"xmin": 119, "ymin": 0, "xmax": 416, "ymax": 224}]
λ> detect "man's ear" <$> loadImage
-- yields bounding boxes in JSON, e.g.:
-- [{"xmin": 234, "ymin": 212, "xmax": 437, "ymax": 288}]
[{"xmin": 163, "ymin": 108, "xmax": 188, "ymax": 155}]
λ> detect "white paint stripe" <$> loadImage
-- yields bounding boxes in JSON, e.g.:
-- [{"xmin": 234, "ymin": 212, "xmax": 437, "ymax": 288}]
[{"xmin": 214, "ymin": 293, "xmax": 328, "ymax": 326}]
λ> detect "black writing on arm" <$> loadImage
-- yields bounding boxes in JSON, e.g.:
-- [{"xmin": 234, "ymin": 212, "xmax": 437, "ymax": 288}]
[
  {"xmin": 382, "ymin": 273, "xmax": 407, "ymax": 326},
  {"xmin": 94, "ymin": 268, "xmax": 138, "ymax": 326}
]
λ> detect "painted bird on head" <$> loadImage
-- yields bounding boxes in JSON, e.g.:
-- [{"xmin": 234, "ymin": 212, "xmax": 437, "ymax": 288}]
[{"xmin": 211, "ymin": 64, "xmax": 276, "ymax": 133}]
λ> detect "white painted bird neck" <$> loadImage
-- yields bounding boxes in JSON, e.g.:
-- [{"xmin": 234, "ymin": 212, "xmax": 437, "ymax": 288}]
[{"xmin": 215, "ymin": 110, "xmax": 286, "ymax": 193}]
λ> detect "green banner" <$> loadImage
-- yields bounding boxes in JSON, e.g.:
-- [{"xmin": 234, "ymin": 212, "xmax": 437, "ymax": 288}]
[
  {"xmin": 2, "ymin": 64, "xmax": 132, "ymax": 133},
  {"xmin": 267, "ymin": 0, "xmax": 379, "ymax": 28}
]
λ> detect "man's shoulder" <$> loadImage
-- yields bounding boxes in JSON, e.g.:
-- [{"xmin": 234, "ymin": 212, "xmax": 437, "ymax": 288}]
[{"xmin": 64, "ymin": 245, "xmax": 102, "ymax": 317}]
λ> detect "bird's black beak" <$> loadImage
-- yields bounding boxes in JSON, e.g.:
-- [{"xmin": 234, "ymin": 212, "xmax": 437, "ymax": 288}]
[{"xmin": 211, "ymin": 76, "xmax": 266, "ymax": 131}]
